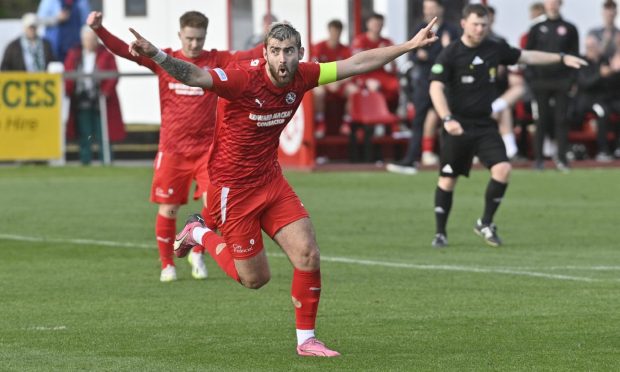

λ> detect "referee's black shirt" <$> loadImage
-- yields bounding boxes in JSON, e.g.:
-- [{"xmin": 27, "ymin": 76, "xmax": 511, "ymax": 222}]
[{"xmin": 430, "ymin": 38, "xmax": 521, "ymax": 120}]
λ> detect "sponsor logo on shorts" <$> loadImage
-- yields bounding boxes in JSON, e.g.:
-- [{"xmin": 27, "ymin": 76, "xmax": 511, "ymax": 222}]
[
  {"xmin": 441, "ymin": 164, "xmax": 453, "ymax": 174},
  {"xmin": 155, "ymin": 187, "xmax": 174, "ymax": 198},
  {"xmin": 232, "ymin": 239, "xmax": 256, "ymax": 255}
]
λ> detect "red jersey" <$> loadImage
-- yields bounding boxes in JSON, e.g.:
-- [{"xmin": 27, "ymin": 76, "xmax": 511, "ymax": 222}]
[
  {"xmin": 311, "ymin": 41, "xmax": 351, "ymax": 63},
  {"xmin": 95, "ymin": 27, "xmax": 262, "ymax": 157},
  {"xmin": 206, "ymin": 59, "xmax": 321, "ymax": 188}
]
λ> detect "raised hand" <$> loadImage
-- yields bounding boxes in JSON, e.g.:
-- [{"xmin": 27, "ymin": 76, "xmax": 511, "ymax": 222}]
[
  {"xmin": 128, "ymin": 28, "xmax": 158, "ymax": 58},
  {"xmin": 563, "ymin": 54, "xmax": 589, "ymax": 69},
  {"xmin": 87, "ymin": 11, "xmax": 102, "ymax": 29},
  {"xmin": 408, "ymin": 17, "xmax": 439, "ymax": 50}
]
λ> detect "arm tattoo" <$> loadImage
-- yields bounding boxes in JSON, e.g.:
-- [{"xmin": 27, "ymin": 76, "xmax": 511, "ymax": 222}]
[{"xmin": 159, "ymin": 55, "xmax": 197, "ymax": 85}]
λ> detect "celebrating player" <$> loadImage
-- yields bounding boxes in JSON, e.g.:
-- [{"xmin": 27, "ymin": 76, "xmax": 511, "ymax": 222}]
[
  {"xmin": 87, "ymin": 11, "xmax": 261, "ymax": 282},
  {"xmin": 126, "ymin": 19, "xmax": 438, "ymax": 356},
  {"xmin": 429, "ymin": 4, "xmax": 586, "ymax": 248}
]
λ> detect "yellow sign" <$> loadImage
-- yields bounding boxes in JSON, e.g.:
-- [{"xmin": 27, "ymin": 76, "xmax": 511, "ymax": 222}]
[{"xmin": 0, "ymin": 72, "xmax": 62, "ymax": 160}]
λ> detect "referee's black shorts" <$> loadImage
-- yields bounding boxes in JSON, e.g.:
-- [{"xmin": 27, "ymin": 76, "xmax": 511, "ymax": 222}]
[{"xmin": 439, "ymin": 117, "xmax": 508, "ymax": 178}]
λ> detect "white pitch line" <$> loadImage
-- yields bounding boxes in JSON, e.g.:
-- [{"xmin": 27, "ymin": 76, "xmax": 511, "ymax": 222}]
[{"xmin": 0, "ymin": 233, "xmax": 606, "ymax": 282}]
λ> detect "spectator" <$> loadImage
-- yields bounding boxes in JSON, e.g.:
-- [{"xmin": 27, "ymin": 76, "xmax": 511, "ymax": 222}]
[
  {"xmin": 525, "ymin": 0, "xmax": 579, "ymax": 171},
  {"xmin": 1, "ymin": 13, "xmax": 53, "ymax": 71},
  {"xmin": 386, "ymin": 0, "xmax": 460, "ymax": 175},
  {"xmin": 311, "ymin": 19, "xmax": 356, "ymax": 138},
  {"xmin": 588, "ymin": 0, "xmax": 620, "ymax": 60},
  {"xmin": 244, "ymin": 13, "xmax": 278, "ymax": 50},
  {"xmin": 575, "ymin": 34, "xmax": 620, "ymax": 161},
  {"xmin": 351, "ymin": 13, "xmax": 400, "ymax": 113},
  {"xmin": 37, "ymin": 0, "xmax": 90, "ymax": 62},
  {"xmin": 64, "ymin": 26, "xmax": 125, "ymax": 165}
]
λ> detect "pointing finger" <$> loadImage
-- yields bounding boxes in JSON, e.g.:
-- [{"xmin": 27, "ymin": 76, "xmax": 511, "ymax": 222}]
[{"xmin": 128, "ymin": 27, "xmax": 143, "ymax": 40}]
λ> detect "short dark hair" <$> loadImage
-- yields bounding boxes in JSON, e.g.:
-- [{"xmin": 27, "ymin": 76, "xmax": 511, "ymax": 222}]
[
  {"xmin": 462, "ymin": 4, "xmax": 489, "ymax": 19},
  {"xmin": 180, "ymin": 11, "xmax": 208, "ymax": 29},
  {"xmin": 604, "ymin": 0, "xmax": 617, "ymax": 9},
  {"xmin": 486, "ymin": 5, "xmax": 496, "ymax": 15},
  {"xmin": 367, "ymin": 13, "xmax": 384, "ymax": 22},
  {"xmin": 327, "ymin": 19, "xmax": 343, "ymax": 31},
  {"xmin": 264, "ymin": 22, "xmax": 302, "ymax": 50}
]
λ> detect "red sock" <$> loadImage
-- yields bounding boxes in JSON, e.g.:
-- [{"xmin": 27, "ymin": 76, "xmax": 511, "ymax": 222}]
[
  {"xmin": 155, "ymin": 214, "xmax": 176, "ymax": 268},
  {"xmin": 291, "ymin": 269, "xmax": 321, "ymax": 330},
  {"xmin": 422, "ymin": 136, "xmax": 435, "ymax": 153},
  {"xmin": 201, "ymin": 231, "xmax": 239, "ymax": 282}
]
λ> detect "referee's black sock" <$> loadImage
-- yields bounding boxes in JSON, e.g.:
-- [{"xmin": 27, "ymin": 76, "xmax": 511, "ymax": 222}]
[
  {"xmin": 481, "ymin": 179, "xmax": 508, "ymax": 225},
  {"xmin": 434, "ymin": 186, "xmax": 453, "ymax": 235}
]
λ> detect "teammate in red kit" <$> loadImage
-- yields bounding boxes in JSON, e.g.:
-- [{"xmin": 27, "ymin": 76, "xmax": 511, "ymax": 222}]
[
  {"xmin": 351, "ymin": 13, "xmax": 400, "ymax": 112},
  {"xmin": 87, "ymin": 11, "xmax": 261, "ymax": 282},
  {"xmin": 127, "ymin": 19, "xmax": 438, "ymax": 356},
  {"xmin": 311, "ymin": 19, "xmax": 357, "ymax": 137}
]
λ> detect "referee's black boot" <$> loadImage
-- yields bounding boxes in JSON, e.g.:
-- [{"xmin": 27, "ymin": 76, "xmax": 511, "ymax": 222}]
[
  {"xmin": 473, "ymin": 219, "xmax": 502, "ymax": 247},
  {"xmin": 431, "ymin": 233, "xmax": 448, "ymax": 248}
]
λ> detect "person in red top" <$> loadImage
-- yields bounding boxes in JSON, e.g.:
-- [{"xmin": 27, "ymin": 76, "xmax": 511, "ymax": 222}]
[
  {"xmin": 351, "ymin": 13, "xmax": 400, "ymax": 112},
  {"xmin": 64, "ymin": 26, "xmax": 126, "ymax": 165},
  {"xmin": 87, "ymin": 11, "xmax": 262, "ymax": 282},
  {"xmin": 127, "ymin": 19, "xmax": 438, "ymax": 356},
  {"xmin": 311, "ymin": 19, "xmax": 357, "ymax": 137}
]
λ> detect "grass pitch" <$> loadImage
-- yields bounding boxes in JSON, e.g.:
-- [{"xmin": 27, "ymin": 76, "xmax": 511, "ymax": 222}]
[{"xmin": 0, "ymin": 165, "xmax": 618, "ymax": 371}]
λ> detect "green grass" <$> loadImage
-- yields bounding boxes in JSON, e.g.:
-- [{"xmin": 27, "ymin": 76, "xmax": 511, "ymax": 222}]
[{"xmin": 0, "ymin": 165, "xmax": 619, "ymax": 371}]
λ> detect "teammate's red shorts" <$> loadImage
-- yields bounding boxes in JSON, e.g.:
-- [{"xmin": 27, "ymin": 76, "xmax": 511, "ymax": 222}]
[
  {"xmin": 150, "ymin": 151, "xmax": 210, "ymax": 205},
  {"xmin": 207, "ymin": 173, "xmax": 309, "ymax": 260}
]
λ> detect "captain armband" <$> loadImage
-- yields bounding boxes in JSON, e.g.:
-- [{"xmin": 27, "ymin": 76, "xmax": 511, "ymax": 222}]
[{"xmin": 318, "ymin": 62, "xmax": 338, "ymax": 85}]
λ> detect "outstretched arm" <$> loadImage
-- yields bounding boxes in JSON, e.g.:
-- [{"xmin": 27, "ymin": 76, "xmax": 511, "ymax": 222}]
[
  {"xmin": 87, "ymin": 11, "xmax": 157, "ymax": 70},
  {"xmin": 335, "ymin": 17, "xmax": 439, "ymax": 80},
  {"xmin": 519, "ymin": 50, "xmax": 588, "ymax": 69},
  {"xmin": 128, "ymin": 28, "xmax": 213, "ymax": 89}
]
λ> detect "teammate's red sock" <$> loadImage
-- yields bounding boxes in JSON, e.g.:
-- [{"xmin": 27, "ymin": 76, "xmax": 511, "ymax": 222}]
[
  {"xmin": 422, "ymin": 136, "xmax": 435, "ymax": 153},
  {"xmin": 155, "ymin": 214, "xmax": 176, "ymax": 268},
  {"xmin": 201, "ymin": 231, "xmax": 239, "ymax": 282},
  {"xmin": 291, "ymin": 269, "xmax": 321, "ymax": 330}
]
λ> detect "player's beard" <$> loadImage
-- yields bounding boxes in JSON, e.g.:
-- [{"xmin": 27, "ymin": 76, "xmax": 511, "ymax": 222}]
[{"xmin": 268, "ymin": 61, "xmax": 296, "ymax": 86}]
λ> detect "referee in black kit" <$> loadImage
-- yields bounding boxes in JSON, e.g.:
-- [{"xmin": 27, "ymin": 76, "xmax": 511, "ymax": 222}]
[{"xmin": 428, "ymin": 4, "xmax": 586, "ymax": 248}]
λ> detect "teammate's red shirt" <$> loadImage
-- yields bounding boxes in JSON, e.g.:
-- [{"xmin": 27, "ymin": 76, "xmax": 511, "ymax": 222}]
[
  {"xmin": 311, "ymin": 41, "xmax": 351, "ymax": 63},
  {"xmin": 206, "ymin": 59, "xmax": 321, "ymax": 188},
  {"xmin": 95, "ymin": 27, "xmax": 261, "ymax": 157}
]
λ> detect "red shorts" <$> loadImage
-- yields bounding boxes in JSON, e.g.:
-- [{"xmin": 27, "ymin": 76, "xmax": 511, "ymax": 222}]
[
  {"xmin": 207, "ymin": 173, "xmax": 309, "ymax": 260},
  {"xmin": 150, "ymin": 151, "xmax": 210, "ymax": 205}
]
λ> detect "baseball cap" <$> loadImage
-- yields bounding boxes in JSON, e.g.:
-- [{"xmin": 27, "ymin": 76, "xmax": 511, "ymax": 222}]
[{"xmin": 22, "ymin": 13, "xmax": 38, "ymax": 28}]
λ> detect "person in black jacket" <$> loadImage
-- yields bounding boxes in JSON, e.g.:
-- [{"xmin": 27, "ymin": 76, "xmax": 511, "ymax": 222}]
[
  {"xmin": 1, "ymin": 13, "xmax": 53, "ymax": 72},
  {"xmin": 386, "ymin": 0, "xmax": 460, "ymax": 175},
  {"xmin": 429, "ymin": 4, "xmax": 586, "ymax": 248},
  {"xmin": 525, "ymin": 0, "xmax": 580, "ymax": 171},
  {"xmin": 575, "ymin": 34, "xmax": 620, "ymax": 161}
]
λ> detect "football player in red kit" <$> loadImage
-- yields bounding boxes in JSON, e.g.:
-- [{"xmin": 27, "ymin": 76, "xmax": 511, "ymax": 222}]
[
  {"xmin": 87, "ymin": 11, "xmax": 261, "ymax": 282},
  {"xmin": 127, "ymin": 19, "xmax": 438, "ymax": 356}
]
